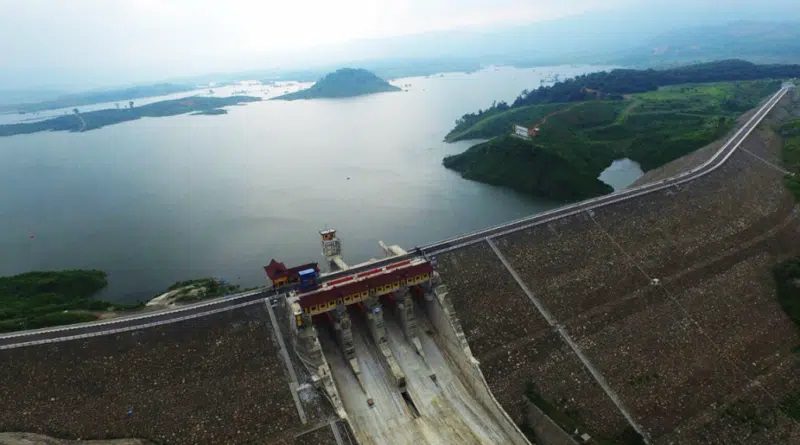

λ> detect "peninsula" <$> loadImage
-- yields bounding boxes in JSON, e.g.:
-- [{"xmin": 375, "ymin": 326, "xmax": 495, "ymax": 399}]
[
  {"xmin": 0, "ymin": 95, "xmax": 260, "ymax": 137},
  {"xmin": 444, "ymin": 60, "xmax": 800, "ymax": 201},
  {"xmin": 0, "ymin": 270, "xmax": 241, "ymax": 332},
  {"xmin": 273, "ymin": 68, "xmax": 400, "ymax": 100},
  {"xmin": 0, "ymin": 82, "xmax": 198, "ymax": 114}
]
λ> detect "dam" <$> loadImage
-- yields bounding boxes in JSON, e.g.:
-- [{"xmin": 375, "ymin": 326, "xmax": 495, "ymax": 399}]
[{"xmin": 0, "ymin": 85, "xmax": 798, "ymax": 445}]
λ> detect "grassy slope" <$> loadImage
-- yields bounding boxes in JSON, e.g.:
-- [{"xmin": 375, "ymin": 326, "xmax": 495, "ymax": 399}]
[
  {"xmin": 443, "ymin": 80, "xmax": 780, "ymax": 201},
  {"xmin": 0, "ymin": 270, "xmax": 140, "ymax": 332},
  {"xmin": 445, "ymin": 102, "xmax": 566, "ymax": 142}
]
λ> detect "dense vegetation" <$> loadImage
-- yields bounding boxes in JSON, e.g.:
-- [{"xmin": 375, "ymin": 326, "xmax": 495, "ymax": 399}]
[
  {"xmin": 0, "ymin": 270, "xmax": 139, "ymax": 332},
  {"xmin": 0, "ymin": 83, "xmax": 197, "ymax": 114},
  {"xmin": 0, "ymin": 95, "xmax": 260, "ymax": 137},
  {"xmin": 444, "ymin": 121, "xmax": 614, "ymax": 201},
  {"xmin": 444, "ymin": 80, "xmax": 779, "ymax": 200},
  {"xmin": 779, "ymin": 119, "xmax": 800, "ymax": 202},
  {"xmin": 273, "ymin": 68, "xmax": 400, "ymax": 100},
  {"xmin": 446, "ymin": 102, "xmax": 565, "ymax": 142},
  {"xmin": 448, "ymin": 60, "xmax": 798, "ymax": 139},
  {"xmin": 0, "ymin": 271, "xmax": 243, "ymax": 332}
]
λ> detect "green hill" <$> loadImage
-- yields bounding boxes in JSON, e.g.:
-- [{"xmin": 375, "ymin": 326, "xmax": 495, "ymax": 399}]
[
  {"xmin": 443, "ymin": 135, "xmax": 613, "ymax": 200},
  {"xmin": 273, "ymin": 68, "xmax": 400, "ymax": 100},
  {"xmin": 448, "ymin": 60, "xmax": 800, "ymax": 140},
  {"xmin": 444, "ymin": 80, "xmax": 781, "ymax": 201}
]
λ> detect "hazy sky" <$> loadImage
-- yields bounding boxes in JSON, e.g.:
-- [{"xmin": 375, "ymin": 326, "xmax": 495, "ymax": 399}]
[
  {"xmin": 0, "ymin": 0, "xmax": 797, "ymax": 89},
  {"xmin": 1, "ymin": 0, "xmax": 618, "ymax": 86}
]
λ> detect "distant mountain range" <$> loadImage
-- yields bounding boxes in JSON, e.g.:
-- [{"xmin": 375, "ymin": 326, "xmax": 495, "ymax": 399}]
[
  {"xmin": 5, "ymin": 17, "xmax": 800, "ymax": 111},
  {"xmin": 609, "ymin": 21, "xmax": 800, "ymax": 67},
  {"xmin": 273, "ymin": 68, "xmax": 400, "ymax": 100}
]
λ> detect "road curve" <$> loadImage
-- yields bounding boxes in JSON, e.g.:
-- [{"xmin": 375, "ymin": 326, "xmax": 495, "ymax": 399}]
[{"xmin": 0, "ymin": 86, "xmax": 790, "ymax": 349}]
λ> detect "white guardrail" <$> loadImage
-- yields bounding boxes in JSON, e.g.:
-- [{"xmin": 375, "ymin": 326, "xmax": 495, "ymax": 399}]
[{"xmin": 0, "ymin": 288, "xmax": 268, "ymax": 340}]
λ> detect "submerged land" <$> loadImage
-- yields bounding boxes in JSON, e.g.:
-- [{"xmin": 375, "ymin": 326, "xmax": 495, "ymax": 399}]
[
  {"xmin": 444, "ymin": 60, "xmax": 800, "ymax": 201},
  {"xmin": 0, "ymin": 95, "xmax": 259, "ymax": 137},
  {"xmin": 273, "ymin": 68, "xmax": 400, "ymax": 100}
]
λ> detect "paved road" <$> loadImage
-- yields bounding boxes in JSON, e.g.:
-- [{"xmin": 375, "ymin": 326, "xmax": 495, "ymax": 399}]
[
  {"xmin": 0, "ymin": 86, "xmax": 790, "ymax": 349},
  {"xmin": 0, "ymin": 289, "xmax": 273, "ymax": 349}
]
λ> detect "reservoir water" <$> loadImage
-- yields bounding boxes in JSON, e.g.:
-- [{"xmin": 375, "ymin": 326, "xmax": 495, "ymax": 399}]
[
  {"xmin": 598, "ymin": 158, "xmax": 644, "ymax": 191},
  {"xmin": 0, "ymin": 65, "xmax": 617, "ymax": 302}
]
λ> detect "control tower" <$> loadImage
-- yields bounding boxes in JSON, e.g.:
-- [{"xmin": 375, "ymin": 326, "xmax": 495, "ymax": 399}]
[{"xmin": 320, "ymin": 229, "xmax": 349, "ymax": 271}]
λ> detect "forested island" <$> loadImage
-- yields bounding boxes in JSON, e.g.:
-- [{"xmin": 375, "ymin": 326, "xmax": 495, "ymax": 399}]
[
  {"xmin": 273, "ymin": 68, "xmax": 400, "ymax": 100},
  {"xmin": 444, "ymin": 60, "xmax": 797, "ymax": 201},
  {"xmin": 0, "ymin": 95, "xmax": 260, "ymax": 137}
]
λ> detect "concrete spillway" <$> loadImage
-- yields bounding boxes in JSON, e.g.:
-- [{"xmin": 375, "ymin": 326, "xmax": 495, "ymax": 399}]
[{"xmin": 318, "ymin": 289, "xmax": 527, "ymax": 445}]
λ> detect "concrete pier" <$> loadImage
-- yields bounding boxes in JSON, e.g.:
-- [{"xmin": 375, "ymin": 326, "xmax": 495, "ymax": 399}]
[
  {"xmin": 290, "ymin": 302, "xmax": 347, "ymax": 419},
  {"xmin": 332, "ymin": 304, "xmax": 362, "ymax": 386},
  {"xmin": 397, "ymin": 288, "xmax": 424, "ymax": 358},
  {"xmin": 364, "ymin": 296, "xmax": 407, "ymax": 389}
]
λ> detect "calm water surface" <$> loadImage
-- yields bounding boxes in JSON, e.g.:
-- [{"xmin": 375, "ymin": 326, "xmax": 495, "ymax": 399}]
[
  {"xmin": 0, "ymin": 65, "xmax": 616, "ymax": 302},
  {"xmin": 598, "ymin": 158, "xmax": 644, "ymax": 191}
]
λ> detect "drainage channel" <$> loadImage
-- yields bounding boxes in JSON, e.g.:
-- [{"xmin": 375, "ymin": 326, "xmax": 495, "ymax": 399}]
[{"xmin": 400, "ymin": 390, "xmax": 421, "ymax": 418}]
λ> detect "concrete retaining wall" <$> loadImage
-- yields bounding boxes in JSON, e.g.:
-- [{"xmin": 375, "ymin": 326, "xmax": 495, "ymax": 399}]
[
  {"xmin": 525, "ymin": 401, "xmax": 580, "ymax": 445},
  {"xmin": 423, "ymin": 282, "xmax": 532, "ymax": 445}
]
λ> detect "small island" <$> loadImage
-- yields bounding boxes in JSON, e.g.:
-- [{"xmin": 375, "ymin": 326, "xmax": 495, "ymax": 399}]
[{"xmin": 272, "ymin": 68, "xmax": 401, "ymax": 100}]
